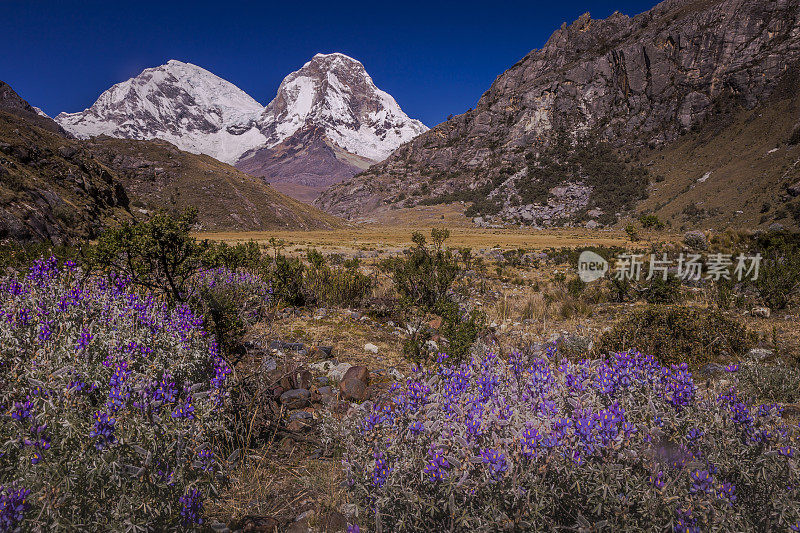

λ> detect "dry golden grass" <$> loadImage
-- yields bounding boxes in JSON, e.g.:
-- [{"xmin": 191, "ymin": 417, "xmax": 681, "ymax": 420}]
[
  {"xmin": 197, "ymin": 226, "xmax": 634, "ymax": 254},
  {"xmin": 209, "ymin": 440, "xmax": 347, "ymax": 530}
]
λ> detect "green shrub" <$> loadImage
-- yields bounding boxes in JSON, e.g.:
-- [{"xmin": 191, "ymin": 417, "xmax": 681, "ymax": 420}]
[
  {"xmin": 91, "ymin": 208, "xmax": 209, "ymax": 302},
  {"xmin": 436, "ymin": 299, "xmax": 485, "ymax": 363},
  {"xmin": 266, "ymin": 254, "xmax": 305, "ymax": 306},
  {"xmin": 625, "ymin": 223, "xmax": 640, "ymax": 242},
  {"xmin": 303, "ymin": 249, "xmax": 373, "ymax": 307},
  {"xmin": 566, "ymin": 276, "xmax": 585, "ymax": 298},
  {"xmin": 639, "ymin": 214, "xmax": 664, "ymax": 229},
  {"xmin": 750, "ymin": 231, "xmax": 800, "ymax": 309},
  {"xmin": 382, "ymin": 229, "xmax": 460, "ymax": 309},
  {"xmin": 640, "ymin": 273, "xmax": 682, "ymax": 304},
  {"xmin": 596, "ymin": 305, "xmax": 755, "ymax": 368}
]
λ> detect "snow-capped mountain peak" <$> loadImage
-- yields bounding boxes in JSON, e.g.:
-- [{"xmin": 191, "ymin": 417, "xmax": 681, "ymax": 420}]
[
  {"xmin": 56, "ymin": 60, "xmax": 266, "ymax": 163},
  {"xmin": 256, "ymin": 53, "xmax": 428, "ymax": 161},
  {"xmin": 55, "ymin": 54, "xmax": 427, "ymax": 168}
]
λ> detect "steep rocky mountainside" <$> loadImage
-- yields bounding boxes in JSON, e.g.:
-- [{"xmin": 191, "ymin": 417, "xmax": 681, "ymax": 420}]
[
  {"xmin": 55, "ymin": 54, "xmax": 427, "ymax": 200},
  {"xmin": 85, "ymin": 136, "xmax": 343, "ymax": 232},
  {"xmin": 0, "ymin": 110, "xmax": 132, "ymax": 243},
  {"xmin": 1, "ymin": 80, "xmax": 341, "ymax": 242},
  {"xmin": 1, "ymin": 81, "xmax": 68, "ymax": 135},
  {"xmin": 317, "ymin": 0, "xmax": 800, "ymax": 229}
]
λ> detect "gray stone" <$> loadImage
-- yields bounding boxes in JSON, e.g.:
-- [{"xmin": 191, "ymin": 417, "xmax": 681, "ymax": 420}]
[
  {"xmin": 751, "ymin": 307, "xmax": 771, "ymax": 318},
  {"xmin": 279, "ymin": 389, "xmax": 311, "ymax": 409},
  {"xmin": 746, "ymin": 347, "xmax": 774, "ymax": 360},
  {"xmin": 698, "ymin": 363, "xmax": 727, "ymax": 377}
]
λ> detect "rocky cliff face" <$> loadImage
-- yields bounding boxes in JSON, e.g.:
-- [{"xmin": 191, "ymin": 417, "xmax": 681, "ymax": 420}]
[
  {"xmin": 317, "ymin": 0, "xmax": 800, "ymax": 224},
  {"xmin": 0, "ymin": 81, "xmax": 68, "ymax": 135},
  {"xmin": 0, "ymin": 109, "xmax": 131, "ymax": 243}
]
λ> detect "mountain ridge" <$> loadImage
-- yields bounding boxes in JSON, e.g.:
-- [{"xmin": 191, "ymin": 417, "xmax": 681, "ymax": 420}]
[
  {"xmin": 316, "ymin": 0, "xmax": 800, "ymax": 230},
  {"xmin": 54, "ymin": 54, "xmax": 428, "ymax": 198}
]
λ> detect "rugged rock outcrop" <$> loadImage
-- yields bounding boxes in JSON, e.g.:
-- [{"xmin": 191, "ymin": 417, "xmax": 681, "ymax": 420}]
[
  {"xmin": 0, "ymin": 108, "xmax": 131, "ymax": 243},
  {"xmin": 0, "ymin": 81, "xmax": 68, "ymax": 135},
  {"xmin": 317, "ymin": 0, "xmax": 800, "ymax": 223}
]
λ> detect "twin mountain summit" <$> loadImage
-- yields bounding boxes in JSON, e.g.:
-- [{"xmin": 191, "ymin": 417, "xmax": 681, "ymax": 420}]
[{"xmin": 2, "ymin": 0, "xmax": 799, "ymax": 243}]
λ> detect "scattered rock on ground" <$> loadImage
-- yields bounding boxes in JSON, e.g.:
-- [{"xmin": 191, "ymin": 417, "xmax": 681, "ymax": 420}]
[
  {"xmin": 751, "ymin": 307, "xmax": 771, "ymax": 318},
  {"xmin": 340, "ymin": 365, "xmax": 371, "ymax": 401},
  {"xmin": 364, "ymin": 343, "xmax": 379, "ymax": 354},
  {"xmin": 280, "ymin": 388, "xmax": 311, "ymax": 409}
]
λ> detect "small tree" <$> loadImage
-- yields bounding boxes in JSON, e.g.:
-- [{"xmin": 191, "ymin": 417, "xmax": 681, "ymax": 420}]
[{"xmin": 92, "ymin": 208, "xmax": 209, "ymax": 302}]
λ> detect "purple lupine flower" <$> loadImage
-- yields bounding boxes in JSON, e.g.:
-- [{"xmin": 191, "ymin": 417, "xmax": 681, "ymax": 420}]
[
  {"xmin": 481, "ymin": 448, "xmax": 508, "ymax": 479},
  {"xmin": 372, "ymin": 452, "xmax": 390, "ymax": 487},
  {"xmin": 10, "ymin": 400, "xmax": 32, "ymax": 421},
  {"xmin": 690, "ymin": 470, "xmax": 713, "ymax": 494},
  {"xmin": 89, "ymin": 410, "xmax": 116, "ymax": 450},
  {"xmin": 0, "ymin": 483, "xmax": 30, "ymax": 531},
  {"xmin": 424, "ymin": 447, "xmax": 449, "ymax": 482},
  {"xmin": 179, "ymin": 488, "xmax": 204, "ymax": 525}
]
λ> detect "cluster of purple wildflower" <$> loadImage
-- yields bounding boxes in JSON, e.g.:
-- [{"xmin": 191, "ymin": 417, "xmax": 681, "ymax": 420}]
[
  {"xmin": 0, "ymin": 258, "xmax": 259, "ymax": 527},
  {"xmin": 342, "ymin": 345, "xmax": 800, "ymax": 531},
  {"xmin": 0, "ymin": 483, "xmax": 30, "ymax": 531}
]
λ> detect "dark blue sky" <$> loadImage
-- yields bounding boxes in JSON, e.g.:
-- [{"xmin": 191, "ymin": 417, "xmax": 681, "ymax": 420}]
[{"xmin": 2, "ymin": 0, "xmax": 657, "ymax": 127}]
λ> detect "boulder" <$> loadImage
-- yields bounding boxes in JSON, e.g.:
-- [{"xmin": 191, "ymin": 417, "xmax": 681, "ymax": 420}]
[
  {"xmin": 312, "ymin": 345, "xmax": 333, "ymax": 359},
  {"xmin": 746, "ymin": 347, "xmax": 774, "ymax": 360},
  {"xmin": 328, "ymin": 362, "xmax": 353, "ymax": 382},
  {"xmin": 340, "ymin": 365, "xmax": 370, "ymax": 401},
  {"xmin": 769, "ymin": 223, "xmax": 785, "ymax": 233},
  {"xmin": 279, "ymin": 388, "xmax": 311, "ymax": 409}
]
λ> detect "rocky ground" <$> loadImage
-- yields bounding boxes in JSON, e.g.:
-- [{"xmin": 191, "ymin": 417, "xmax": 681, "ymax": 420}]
[{"xmin": 208, "ymin": 235, "xmax": 800, "ymax": 532}]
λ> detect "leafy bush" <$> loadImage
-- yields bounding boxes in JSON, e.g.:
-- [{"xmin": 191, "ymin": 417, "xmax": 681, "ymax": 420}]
[
  {"xmin": 639, "ymin": 273, "xmax": 682, "ymax": 304},
  {"xmin": 0, "ymin": 242, "xmax": 81, "ymax": 274},
  {"xmin": 0, "ymin": 258, "xmax": 234, "ymax": 530},
  {"xmin": 435, "ymin": 300, "xmax": 485, "ymax": 363},
  {"xmin": 334, "ymin": 347, "xmax": 800, "ymax": 532},
  {"xmin": 92, "ymin": 208, "xmax": 209, "ymax": 302},
  {"xmin": 382, "ymin": 229, "xmax": 460, "ymax": 309},
  {"xmin": 735, "ymin": 359, "xmax": 800, "ymax": 404},
  {"xmin": 639, "ymin": 214, "xmax": 664, "ymax": 230},
  {"xmin": 596, "ymin": 305, "xmax": 755, "ymax": 368},
  {"xmin": 625, "ymin": 223, "xmax": 640, "ymax": 242},
  {"xmin": 303, "ymin": 250, "xmax": 373, "ymax": 307},
  {"xmin": 750, "ymin": 231, "xmax": 800, "ymax": 310},
  {"xmin": 264, "ymin": 253, "xmax": 306, "ymax": 306},
  {"xmin": 191, "ymin": 268, "xmax": 272, "ymax": 363}
]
